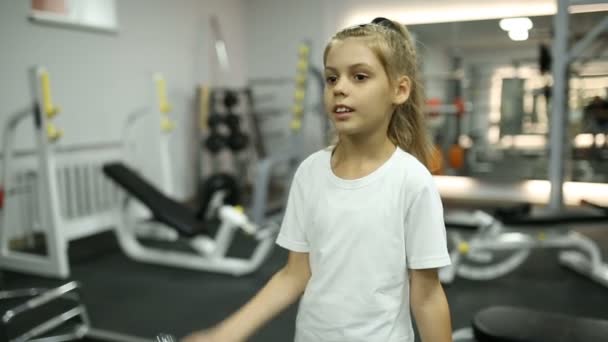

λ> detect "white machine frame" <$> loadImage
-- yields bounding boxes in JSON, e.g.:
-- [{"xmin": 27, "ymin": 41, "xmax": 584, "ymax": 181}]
[
  {"xmin": 0, "ymin": 66, "xmax": 278, "ymax": 279},
  {"xmin": 115, "ymin": 199, "xmax": 278, "ymax": 276},
  {"xmin": 441, "ymin": 210, "xmax": 608, "ymax": 288},
  {"xmin": 0, "ymin": 67, "xmax": 123, "ymax": 278}
]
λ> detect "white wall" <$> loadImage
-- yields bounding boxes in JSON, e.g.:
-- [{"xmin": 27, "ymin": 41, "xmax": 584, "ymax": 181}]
[{"xmin": 0, "ymin": 0, "xmax": 247, "ymax": 199}]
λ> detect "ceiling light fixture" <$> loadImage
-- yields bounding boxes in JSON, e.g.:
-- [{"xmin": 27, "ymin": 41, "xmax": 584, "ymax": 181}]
[{"xmin": 499, "ymin": 17, "xmax": 533, "ymax": 41}]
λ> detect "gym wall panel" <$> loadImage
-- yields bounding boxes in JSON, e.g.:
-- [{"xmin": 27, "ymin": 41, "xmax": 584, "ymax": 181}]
[
  {"xmin": 0, "ymin": 0, "xmax": 248, "ymax": 200},
  {"xmin": 243, "ymin": 0, "xmax": 326, "ymax": 158},
  {"xmin": 418, "ymin": 43, "xmax": 452, "ymax": 101}
]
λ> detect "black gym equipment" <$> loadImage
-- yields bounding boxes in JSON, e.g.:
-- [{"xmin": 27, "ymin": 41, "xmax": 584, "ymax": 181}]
[
  {"xmin": 472, "ymin": 306, "xmax": 608, "ymax": 342},
  {"xmin": 104, "ymin": 163, "xmax": 206, "ymax": 238},
  {"xmin": 199, "ymin": 89, "xmax": 253, "ymax": 224},
  {"xmin": 225, "ymin": 113, "xmax": 241, "ymax": 129},
  {"xmin": 204, "ymin": 90, "xmax": 250, "ymax": 155},
  {"xmin": 494, "ymin": 200, "xmax": 608, "ymax": 225},
  {"xmin": 207, "ymin": 114, "xmax": 224, "ymax": 130},
  {"xmin": 1, "ymin": 282, "xmax": 147, "ymax": 342},
  {"xmin": 204, "ymin": 134, "xmax": 226, "ymax": 154},
  {"xmin": 538, "ymin": 43, "xmax": 552, "ymax": 75},
  {"xmin": 196, "ymin": 173, "xmax": 241, "ymax": 221},
  {"xmin": 227, "ymin": 130, "xmax": 249, "ymax": 151}
]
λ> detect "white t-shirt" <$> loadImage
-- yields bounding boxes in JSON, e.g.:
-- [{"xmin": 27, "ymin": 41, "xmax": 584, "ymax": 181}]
[{"xmin": 276, "ymin": 146, "xmax": 451, "ymax": 342}]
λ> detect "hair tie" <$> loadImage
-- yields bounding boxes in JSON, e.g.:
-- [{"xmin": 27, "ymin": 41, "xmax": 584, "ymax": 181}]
[{"xmin": 371, "ymin": 17, "xmax": 401, "ymax": 32}]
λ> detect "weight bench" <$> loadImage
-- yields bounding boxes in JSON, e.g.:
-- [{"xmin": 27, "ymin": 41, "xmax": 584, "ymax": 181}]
[
  {"xmin": 493, "ymin": 201, "xmax": 608, "ymax": 226},
  {"xmin": 102, "ymin": 162, "xmax": 279, "ymax": 276},
  {"xmin": 472, "ymin": 306, "xmax": 608, "ymax": 342}
]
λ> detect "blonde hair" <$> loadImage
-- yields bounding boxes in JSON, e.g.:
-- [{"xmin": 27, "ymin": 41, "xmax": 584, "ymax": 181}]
[{"xmin": 324, "ymin": 18, "xmax": 433, "ymax": 167}]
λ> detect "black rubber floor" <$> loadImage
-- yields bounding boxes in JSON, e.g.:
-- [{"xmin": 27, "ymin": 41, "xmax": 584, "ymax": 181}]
[{"xmin": 2, "ymin": 226, "xmax": 607, "ymax": 342}]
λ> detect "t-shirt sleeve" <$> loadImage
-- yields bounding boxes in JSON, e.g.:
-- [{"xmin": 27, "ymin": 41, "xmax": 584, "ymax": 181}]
[
  {"xmin": 404, "ymin": 176, "xmax": 451, "ymax": 269},
  {"xmin": 275, "ymin": 169, "xmax": 310, "ymax": 252}
]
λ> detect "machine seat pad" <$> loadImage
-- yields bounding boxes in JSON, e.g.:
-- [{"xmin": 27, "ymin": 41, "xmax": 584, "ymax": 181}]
[
  {"xmin": 473, "ymin": 306, "xmax": 608, "ymax": 342},
  {"xmin": 103, "ymin": 162, "xmax": 205, "ymax": 237}
]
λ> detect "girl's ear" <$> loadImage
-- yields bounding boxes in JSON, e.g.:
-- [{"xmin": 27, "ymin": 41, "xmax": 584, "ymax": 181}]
[{"xmin": 393, "ymin": 76, "xmax": 411, "ymax": 105}]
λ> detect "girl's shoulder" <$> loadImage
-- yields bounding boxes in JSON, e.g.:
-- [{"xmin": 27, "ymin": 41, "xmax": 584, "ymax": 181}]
[
  {"xmin": 394, "ymin": 148, "xmax": 431, "ymax": 175},
  {"xmin": 293, "ymin": 147, "xmax": 332, "ymax": 180},
  {"xmin": 393, "ymin": 148, "xmax": 435, "ymax": 190}
]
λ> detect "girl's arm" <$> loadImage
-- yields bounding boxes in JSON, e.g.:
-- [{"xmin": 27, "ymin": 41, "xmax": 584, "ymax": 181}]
[
  {"xmin": 183, "ymin": 251, "xmax": 311, "ymax": 342},
  {"xmin": 410, "ymin": 268, "xmax": 452, "ymax": 342}
]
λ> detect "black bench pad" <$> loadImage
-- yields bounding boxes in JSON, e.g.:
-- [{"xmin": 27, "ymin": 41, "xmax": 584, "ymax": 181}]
[
  {"xmin": 473, "ymin": 306, "xmax": 608, "ymax": 342},
  {"xmin": 103, "ymin": 162, "xmax": 205, "ymax": 237}
]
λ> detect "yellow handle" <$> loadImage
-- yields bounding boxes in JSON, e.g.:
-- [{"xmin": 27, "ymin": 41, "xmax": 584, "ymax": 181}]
[
  {"xmin": 39, "ymin": 70, "xmax": 60, "ymax": 118},
  {"xmin": 297, "ymin": 59, "xmax": 309, "ymax": 71},
  {"xmin": 290, "ymin": 119, "xmax": 302, "ymax": 131},
  {"xmin": 155, "ymin": 74, "xmax": 172, "ymax": 114},
  {"xmin": 46, "ymin": 123, "xmax": 63, "ymax": 141},
  {"xmin": 161, "ymin": 115, "xmax": 175, "ymax": 132},
  {"xmin": 457, "ymin": 242, "xmax": 470, "ymax": 254},
  {"xmin": 199, "ymin": 86, "xmax": 210, "ymax": 131},
  {"xmin": 294, "ymin": 89, "xmax": 306, "ymax": 101},
  {"xmin": 292, "ymin": 104, "xmax": 303, "ymax": 115},
  {"xmin": 298, "ymin": 44, "xmax": 310, "ymax": 57},
  {"xmin": 295, "ymin": 74, "xmax": 307, "ymax": 85}
]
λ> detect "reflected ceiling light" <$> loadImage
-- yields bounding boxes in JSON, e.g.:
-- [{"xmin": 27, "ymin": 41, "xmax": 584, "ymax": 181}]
[
  {"xmin": 342, "ymin": 3, "xmax": 554, "ymax": 27},
  {"xmin": 499, "ymin": 17, "xmax": 533, "ymax": 31},
  {"xmin": 458, "ymin": 135, "xmax": 473, "ymax": 149},
  {"xmin": 341, "ymin": 2, "xmax": 607, "ymax": 28},
  {"xmin": 508, "ymin": 29, "xmax": 530, "ymax": 41},
  {"xmin": 574, "ymin": 133, "xmax": 595, "ymax": 148},
  {"xmin": 500, "ymin": 17, "xmax": 532, "ymax": 41},
  {"xmin": 513, "ymin": 134, "xmax": 546, "ymax": 148},
  {"xmin": 596, "ymin": 133, "xmax": 606, "ymax": 146}
]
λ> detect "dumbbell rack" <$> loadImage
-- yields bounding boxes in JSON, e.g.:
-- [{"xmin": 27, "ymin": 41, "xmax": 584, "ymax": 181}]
[{"xmin": 197, "ymin": 89, "xmax": 254, "ymax": 218}]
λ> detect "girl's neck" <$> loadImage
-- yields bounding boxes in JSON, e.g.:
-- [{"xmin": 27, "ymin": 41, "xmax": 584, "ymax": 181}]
[{"xmin": 333, "ymin": 131, "xmax": 396, "ymax": 165}]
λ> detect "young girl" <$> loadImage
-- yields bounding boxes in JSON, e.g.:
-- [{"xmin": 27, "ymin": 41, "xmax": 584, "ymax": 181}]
[{"xmin": 184, "ymin": 17, "xmax": 452, "ymax": 342}]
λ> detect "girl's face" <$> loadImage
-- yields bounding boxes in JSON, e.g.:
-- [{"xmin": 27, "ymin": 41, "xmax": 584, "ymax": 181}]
[{"xmin": 324, "ymin": 37, "xmax": 399, "ymax": 138}]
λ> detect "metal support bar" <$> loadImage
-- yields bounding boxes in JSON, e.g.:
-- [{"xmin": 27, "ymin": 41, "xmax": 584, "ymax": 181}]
[
  {"xmin": 548, "ymin": 0, "xmax": 608, "ymax": 212},
  {"xmin": 568, "ymin": 16, "xmax": 608, "ymax": 62},
  {"xmin": 3, "ymin": 282, "xmax": 81, "ymax": 323},
  {"xmin": 12, "ymin": 307, "xmax": 85, "ymax": 342},
  {"xmin": 0, "ymin": 288, "xmax": 47, "ymax": 300},
  {"xmin": 548, "ymin": 0, "xmax": 570, "ymax": 213}
]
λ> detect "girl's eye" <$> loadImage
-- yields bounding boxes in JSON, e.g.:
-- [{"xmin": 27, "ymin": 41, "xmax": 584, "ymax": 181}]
[
  {"xmin": 325, "ymin": 75, "xmax": 338, "ymax": 84},
  {"xmin": 354, "ymin": 74, "xmax": 368, "ymax": 81}
]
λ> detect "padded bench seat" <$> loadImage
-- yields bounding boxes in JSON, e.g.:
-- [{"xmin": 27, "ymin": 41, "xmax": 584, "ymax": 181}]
[
  {"xmin": 103, "ymin": 162, "xmax": 206, "ymax": 237},
  {"xmin": 473, "ymin": 306, "xmax": 608, "ymax": 342}
]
